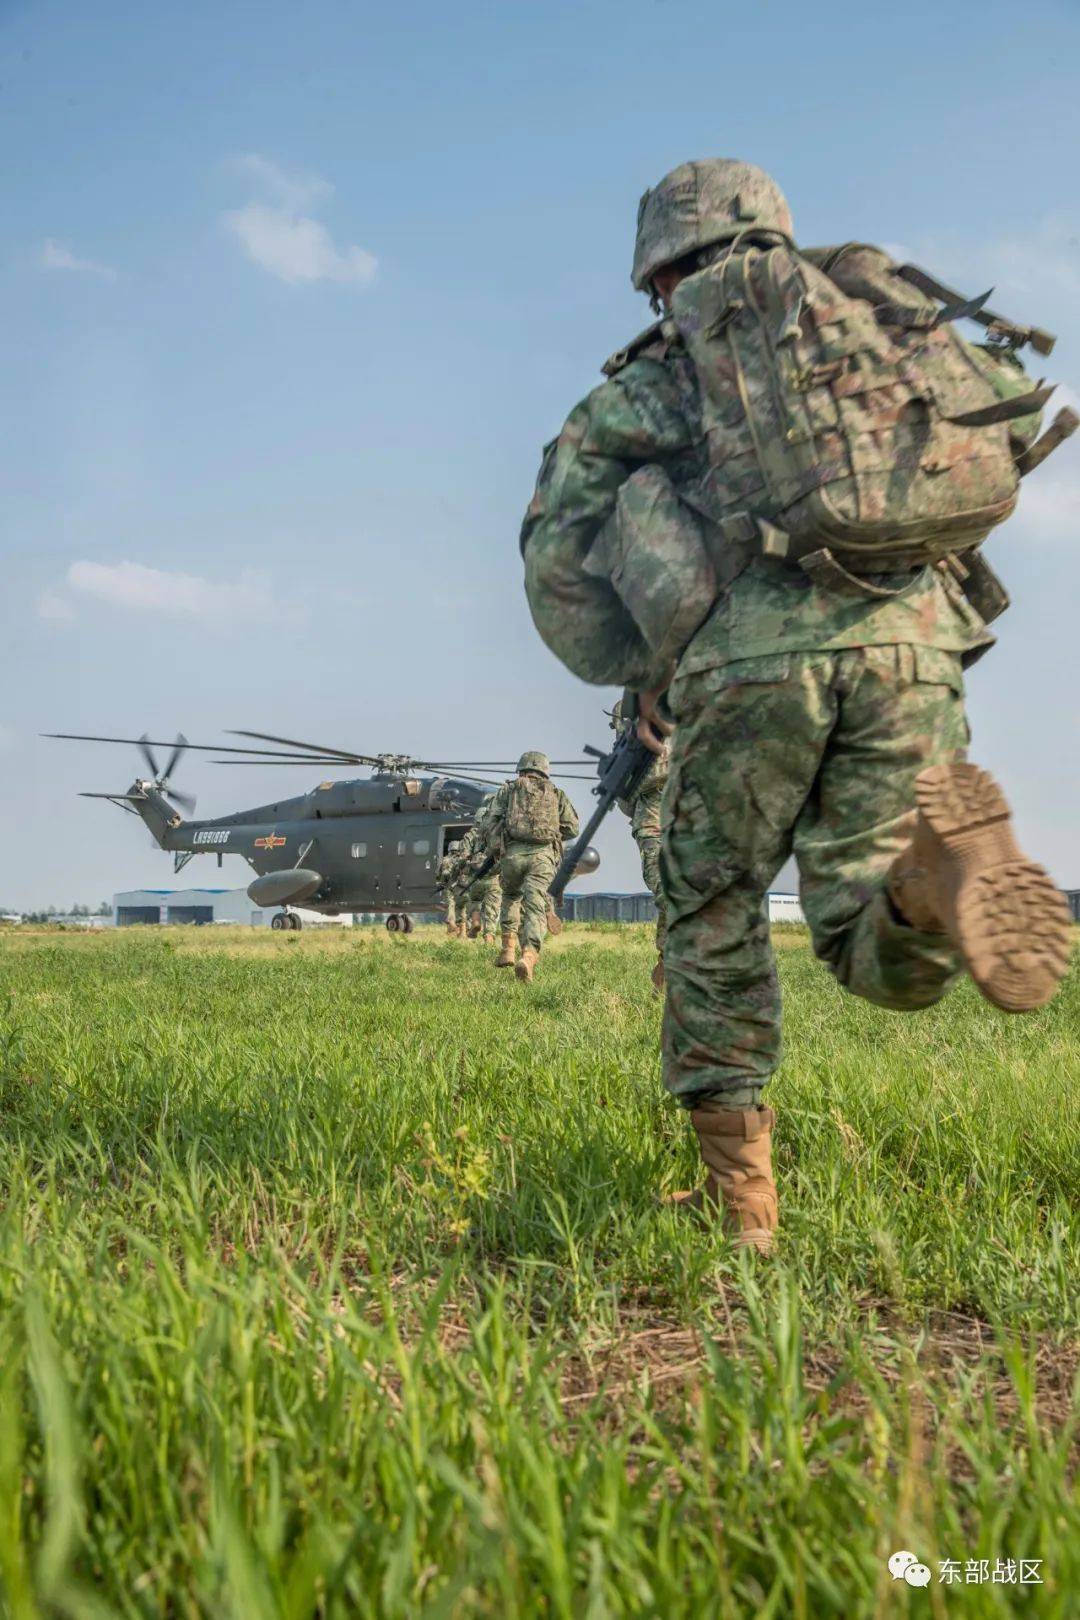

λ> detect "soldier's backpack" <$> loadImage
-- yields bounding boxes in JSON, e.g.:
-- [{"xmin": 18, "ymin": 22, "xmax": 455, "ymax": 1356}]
[
  {"xmin": 505, "ymin": 774, "xmax": 561, "ymax": 844},
  {"xmin": 669, "ymin": 240, "xmax": 1064, "ymax": 572}
]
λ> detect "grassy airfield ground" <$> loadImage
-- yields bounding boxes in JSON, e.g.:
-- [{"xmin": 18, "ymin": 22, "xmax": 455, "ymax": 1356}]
[{"xmin": 0, "ymin": 923, "xmax": 1077, "ymax": 1618}]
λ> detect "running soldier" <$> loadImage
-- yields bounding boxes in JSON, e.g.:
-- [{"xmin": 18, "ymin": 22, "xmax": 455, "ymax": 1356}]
[
  {"xmin": 456, "ymin": 795, "xmax": 502, "ymax": 945},
  {"xmin": 520, "ymin": 158, "xmax": 1072, "ymax": 1250}
]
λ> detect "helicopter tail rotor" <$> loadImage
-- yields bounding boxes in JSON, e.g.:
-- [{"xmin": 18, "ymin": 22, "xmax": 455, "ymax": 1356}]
[{"xmin": 135, "ymin": 731, "xmax": 196, "ymax": 814}]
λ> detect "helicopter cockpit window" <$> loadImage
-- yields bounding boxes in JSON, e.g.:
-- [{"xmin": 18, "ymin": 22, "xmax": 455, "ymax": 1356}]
[
  {"xmin": 412, "ymin": 839, "xmax": 430, "ymax": 855},
  {"xmin": 350, "ymin": 842, "xmax": 367, "ymax": 859}
]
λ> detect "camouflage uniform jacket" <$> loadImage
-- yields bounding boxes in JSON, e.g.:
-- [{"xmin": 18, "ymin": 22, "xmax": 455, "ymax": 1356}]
[
  {"xmin": 435, "ymin": 853, "xmax": 459, "ymax": 890},
  {"xmin": 521, "ymin": 265, "xmax": 1040, "ymax": 687},
  {"xmin": 456, "ymin": 799, "xmax": 496, "ymax": 879},
  {"xmin": 483, "ymin": 778, "xmax": 579, "ymax": 856}
]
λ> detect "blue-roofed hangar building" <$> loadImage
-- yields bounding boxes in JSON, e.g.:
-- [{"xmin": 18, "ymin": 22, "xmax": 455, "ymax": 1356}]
[
  {"xmin": 114, "ymin": 888, "xmax": 810, "ymax": 928},
  {"xmin": 114, "ymin": 889, "xmax": 273, "ymax": 927}
]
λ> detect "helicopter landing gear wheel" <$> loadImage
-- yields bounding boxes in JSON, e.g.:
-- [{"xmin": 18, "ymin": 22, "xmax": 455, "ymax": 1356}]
[
  {"xmin": 271, "ymin": 912, "xmax": 286, "ymax": 931},
  {"xmin": 289, "ymin": 913, "xmax": 302, "ymax": 931},
  {"xmin": 386, "ymin": 914, "xmax": 401, "ymax": 933},
  {"xmin": 401, "ymin": 914, "xmax": 414, "ymax": 935}
]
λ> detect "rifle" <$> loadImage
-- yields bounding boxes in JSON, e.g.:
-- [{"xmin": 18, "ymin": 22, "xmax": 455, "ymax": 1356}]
[
  {"xmin": 456, "ymin": 694, "xmax": 661, "ymax": 922},
  {"xmin": 548, "ymin": 691, "xmax": 659, "ymax": 910}
]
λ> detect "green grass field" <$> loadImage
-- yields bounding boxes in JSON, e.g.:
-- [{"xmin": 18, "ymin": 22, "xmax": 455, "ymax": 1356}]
[{"xmin": 0, "ymin": 923, "xmax": 1077, "ymax": 1618}]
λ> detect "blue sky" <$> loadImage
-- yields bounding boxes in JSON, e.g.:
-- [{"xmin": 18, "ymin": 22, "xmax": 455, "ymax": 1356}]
[{"xmin": 2, "ymin": 0, "xmax": 1079, "ymax": 909}]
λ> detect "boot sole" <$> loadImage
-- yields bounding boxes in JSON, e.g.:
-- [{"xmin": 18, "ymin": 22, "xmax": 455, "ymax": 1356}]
[{"xmin": 915, "ymin": 763, "xmax": 1072, "ymax": 1012}]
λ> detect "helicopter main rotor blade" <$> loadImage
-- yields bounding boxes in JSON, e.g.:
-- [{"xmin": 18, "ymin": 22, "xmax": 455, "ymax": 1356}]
[
  {"xmin": 210, "ymin": 758, "xmax": 359, "ymax": 767},
  {"xmin": 208, "ymin": 760, "xmax": 597, "ymax": 783},
  {"xmin": 44, "ymin": 732, "xmax": 357, "ymax": 760},
  {"xmin": 228, "ymin": 729, "xmax": 378, "ymax": 764},
  {"xmin": 79, "ymin": 792, "xmax": 141, "ymax": 816},
  {"xmin": 422, "ymin": 760, "xmax": 596, "ymax": 768}
]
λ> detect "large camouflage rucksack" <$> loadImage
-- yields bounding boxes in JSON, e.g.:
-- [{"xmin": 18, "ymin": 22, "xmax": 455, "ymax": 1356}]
[
  {"xmin": 669, "ymin": 238, "xmax": 1059, "ymax": 572},
  {"xmin": 505, "ymin": 774, "xmax": 561, "ymax": 844}
]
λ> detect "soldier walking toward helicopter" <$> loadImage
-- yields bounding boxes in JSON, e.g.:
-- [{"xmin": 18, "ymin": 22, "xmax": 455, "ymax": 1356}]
[{"xmin": 482, "ymin": 753, "xmax": 579, "ymax": 982}]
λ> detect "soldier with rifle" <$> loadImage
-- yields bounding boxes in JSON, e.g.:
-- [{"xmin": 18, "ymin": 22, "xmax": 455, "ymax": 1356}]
[
  {"xmin": 454, "ymin": 795, "xmax": 502, "ymax": 945},
  {"xmin": 609, "ymin": 697, "xmax": 669, "ymax": 991},
  {"xmin": 435, "ymin": 840, "xmax": 465, "ymax": 937}
]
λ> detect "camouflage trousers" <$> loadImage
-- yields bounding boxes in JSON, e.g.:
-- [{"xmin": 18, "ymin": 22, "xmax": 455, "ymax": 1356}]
[
  {"xmin": 440, "ymin": 890, "xmax": 458, "ymax": 929},
  {"xmin": 499, "ymin": 844, "xmax": 559, "ymax": 952},
  {"xmin": 463, "ymin": 876, "xmax": 502, "ymax": 936},
  {"xmin": 661, "ymin": 645, "xmax": 967, "ymax": 1109},
  {"xmin": 631, "ymin": 786, "xmax": 667, "ymax": 949}
]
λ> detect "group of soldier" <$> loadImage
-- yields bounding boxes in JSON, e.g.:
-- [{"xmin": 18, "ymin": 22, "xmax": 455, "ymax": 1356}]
[
  {"xmin": 435, "ymin": 751, "xmax": 579, "ymax": 982},
  {"xmin": 436, "ymin": 723, "xmax": 668, "ymax": 989}
]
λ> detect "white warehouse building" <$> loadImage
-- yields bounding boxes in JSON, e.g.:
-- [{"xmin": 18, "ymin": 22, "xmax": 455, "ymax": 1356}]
[
  {"xmin": 113, "ymin": 888, "xmax": 808, "ymax": 930},
  {"xmin": 112, "ymin": 888, "xmax": 352, "ymax": 928},
  {"xmin": 115, "ymin": 889, "xmax": 271, "ymax": 927}
]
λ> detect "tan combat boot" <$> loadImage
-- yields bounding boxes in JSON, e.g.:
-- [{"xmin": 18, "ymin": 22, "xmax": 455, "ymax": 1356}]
[
  {"xmin": 546, "ymin": 905, "xmax": 563, "ymax": 937},
  {"xmin": 496, "ymin": 932, "xmax": 518, "ymax": 968},
  {"xmin": 515, "ymin": 946, "xmax": 539, "ymax": 983},
  {"xmin": 482, "ymin": 933, "xmax": 496, "ymax": 947},
  {"xmin": 669, "ymin": 1106, "xmax": 778, "ymax": 1253},
  {"xmin": 888, "ymin": 762, "xmax": 1071, "ymax": 1012},
  {"xmin": 467, "ymin": 916, "xmax": 482, "ymax": 939},
  {"xmin": 651, "ymin": 954, "xmax": 665, "ymax": 992}
]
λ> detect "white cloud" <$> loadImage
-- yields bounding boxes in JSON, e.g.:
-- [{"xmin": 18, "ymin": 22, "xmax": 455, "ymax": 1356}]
[
  {"xmin": 222, "ymin": 153, "xmax": 377, "ymax": 288},
  {"xmin": 41, "ymin": 561, "xmax": 285, "ymax": 625},
  {"xmin": 223, "ymin": 203, "xmax": 377, "ymax": 287},
  {"xmin": 37, "ymin": 590, "xmax": 77, "ymax": 622},
  {"xmin": 1014, "ymin": 464, "xmax": 1080, "ymax": 545},
  {"xmin": 40, "ymin": 238, "xmax": 116, "ymax": 280},
  {"xmin": 233, "ymin": 153, "xmax": 332, "ymax": 210}
]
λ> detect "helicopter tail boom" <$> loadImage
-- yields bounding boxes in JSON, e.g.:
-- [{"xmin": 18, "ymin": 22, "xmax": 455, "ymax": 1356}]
[{"xmin": 128, "ymin": 783, "xmax": 186, "ymax": 848}]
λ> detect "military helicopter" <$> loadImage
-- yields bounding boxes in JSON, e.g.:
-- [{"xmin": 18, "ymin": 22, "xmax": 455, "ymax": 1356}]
[{"xmin": 47, "ymin": 729, "xmax": 601, "ymax": 930}]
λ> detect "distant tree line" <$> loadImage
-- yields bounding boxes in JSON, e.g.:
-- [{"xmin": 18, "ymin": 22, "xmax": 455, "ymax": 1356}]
[{"xmin": 5, "ymin": 901, "xmax": 112, "ymax": 922}]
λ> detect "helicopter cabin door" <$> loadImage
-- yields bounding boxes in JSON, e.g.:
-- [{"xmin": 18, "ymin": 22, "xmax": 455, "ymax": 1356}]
[{"xmin": 395, "ymin": 822, "xmax": 436, "ymax": 906}]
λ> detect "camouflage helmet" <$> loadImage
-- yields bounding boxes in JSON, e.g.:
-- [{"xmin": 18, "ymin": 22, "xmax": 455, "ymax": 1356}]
[
  {"xmin": 632, "ymin": 159, "xmax": 794, "ymax": 292},
  {"xmin": 517, "ymin": 750, "xmax": 550, "ymax": 777}
]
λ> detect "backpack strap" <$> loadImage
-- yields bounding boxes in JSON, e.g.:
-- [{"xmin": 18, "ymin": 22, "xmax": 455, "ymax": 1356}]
[
  {"xmin": 601, "ymin": 319, "xmax": 677, "ymax": 377},
  {"xmin": 1015, "ymin": 405, "xmax": 1079, "ymax": 476},
  {"xmin": 945, "ymin": 382, "xmax": 1056, "ymax": 427},
  {"xmin": 894, "ymin": 263, "xmax": 1056, "ymax": 356}
]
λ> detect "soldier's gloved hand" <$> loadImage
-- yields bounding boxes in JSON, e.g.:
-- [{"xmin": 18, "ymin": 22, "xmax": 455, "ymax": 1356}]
[{"xmin": 636, "ymin": 680, "xmax": 674, "ymax": 756}]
